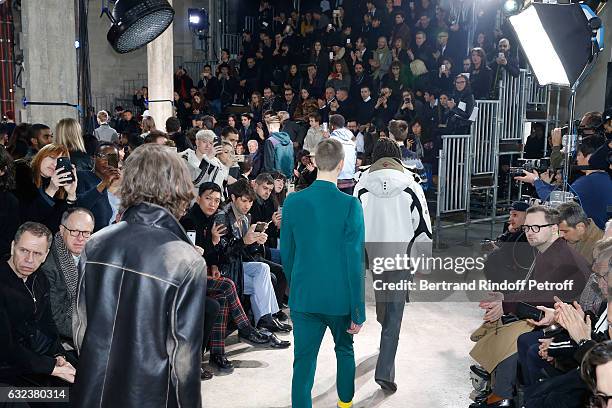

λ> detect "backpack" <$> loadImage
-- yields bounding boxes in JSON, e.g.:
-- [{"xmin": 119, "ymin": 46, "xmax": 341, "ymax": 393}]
[{"xmin": 269, "ymin": 135, "xmax": 294, "ymax": 179}]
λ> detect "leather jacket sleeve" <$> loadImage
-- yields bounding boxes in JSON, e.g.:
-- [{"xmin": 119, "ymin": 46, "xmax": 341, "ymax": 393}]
[{"xmin": 168, "ymin": 257, "xmax": 207, "ymax": 408}]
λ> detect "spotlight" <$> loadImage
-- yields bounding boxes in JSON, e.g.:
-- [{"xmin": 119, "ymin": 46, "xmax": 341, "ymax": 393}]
[
  {"xmin": 503, "ymin": 0, "xmax": 522, "ymax": 15},
  {"xmin": 509, "ymin": 3, "xmax": 597, "ymax": 87},
  {"xmin": 188, "ymin": 8, "xmax": 209, "ymax": 32},
  {"xmin": 104, "ymin": 0, "xmax": 175, "ymax": 54}
]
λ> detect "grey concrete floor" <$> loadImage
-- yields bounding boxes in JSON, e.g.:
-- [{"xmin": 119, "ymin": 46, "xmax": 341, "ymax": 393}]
[{"xmin": 201, "ymin": 301, "xmax": 483, "ymax": 408}]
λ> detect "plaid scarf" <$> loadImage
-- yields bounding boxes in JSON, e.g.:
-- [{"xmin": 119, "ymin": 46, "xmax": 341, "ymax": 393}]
[{"xmin": 52, "ymin": 232, "xmax": 78, "ymax": 316}]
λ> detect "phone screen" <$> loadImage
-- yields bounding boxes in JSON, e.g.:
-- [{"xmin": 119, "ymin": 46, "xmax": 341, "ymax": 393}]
[
  {"xmin": 107, "ymin": 153, "xmax": 119, "ymax": 168},
  {"xmin": 187, "ymin": 231, "xmax": 197, "ymax": 245},
  {"xmin": 255, "ymin": 222, "xmax": 267, "ymax": 232}
]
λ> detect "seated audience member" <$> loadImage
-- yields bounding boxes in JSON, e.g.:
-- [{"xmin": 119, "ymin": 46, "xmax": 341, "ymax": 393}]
[
  {"xmin": 295, "ymin": 151, "xmax": 317, "ymax": 191},
  {"xmin": 41, "ymin": 208, "xmax": 94, "ymax": 340},
  {"xmin": 482, "ymin": 201, "xmax": 535, "ymax": 285},
  {"xmin": 447, "ymin": 74, "xmax": 475, "ymax": 134},
  {"xmin": 93, "ymin": 111, "xmax": 119, "ymax": 143},
  {"xmin": 516, "ymin": 135, "xmax": 611, "ymax": 230},
  {"xmin": 582, "ymin": 341, "xmax": 612, "ymax": 408},
  {"xmin": 0, "ymin": 222, "xmax": 76, "ymax": 386},
  {"xmin": 263, "ymin": 114, "xmax": 294, "ymax": 179},
  {"xmin": 303, "ymin": 113, "xmax": 325, "ymax": 153},
  {"xmin": 557, "ymin": 201, "xmax": 604, "ymax": 264},
  {"xmin": 26, "ymin": 124, "xmax": 54, "ymax": 159},
  {"xmin": 76, "ymin": 143, "xmax": 122, "ymax": 232},
  {"xmin": 249, "ymin": 173, "xmax": 282, "ymax": 259},
  {"xmin": 329, "ymin": 114, "xmax": 357, "ymax": 195},
  {"xmin": 471, "ymin": 206, "xmax": 591, "ymax": 407},
  {"xmin": 143, "ymin": 130, "xmax": 167, "ymax": 145},
  {"xmin": 355, "ymin": 85, "xmax": 377, "ymax": 125},
  {"xmin": 0, "ymin": 147, "xmax": 19, "ymax": 260},
  {"xmin": 214, "ymin": 179, "xmax": 291, "ymax": 334},
  {"xmin": 14, "ymin": 143, "xmax": 78, "ymax": 233},
  {"xmin": 239, "ymin": 113, "xmax": 256, "ymax": 148},
  {"xmin": 180, "ymin": 129, "xmax": 229, "ymax": 190},
  {"xmin": 180, "ymin": 183, "xmax": 284, "ymax": 374},
  {"xmin": 247, "ymin": 139, "xmax": 263, "ymax": 179},
  {"xmin": 166, "ymin": 116, "xmax": 193, "ymax": 152}
]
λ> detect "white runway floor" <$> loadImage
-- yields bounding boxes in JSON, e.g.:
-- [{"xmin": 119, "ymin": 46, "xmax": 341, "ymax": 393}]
[{"xmin": 201, "ymin": 301, "xmax": 483, "ymax": 408}]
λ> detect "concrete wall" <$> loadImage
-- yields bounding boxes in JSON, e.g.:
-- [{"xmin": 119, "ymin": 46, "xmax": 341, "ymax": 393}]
[
  {"xmin": 575, "ymin": 4, "xmax": 612, "ymax": 117},
  {"xmin": 87, "ymin": 0, "xmax": 209, "ymax": 110}
]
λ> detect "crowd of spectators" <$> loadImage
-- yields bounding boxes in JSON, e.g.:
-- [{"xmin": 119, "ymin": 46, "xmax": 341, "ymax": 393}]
[{"xmin": 0, "ymin": 0, "xmax": 610, "ymax": 406}]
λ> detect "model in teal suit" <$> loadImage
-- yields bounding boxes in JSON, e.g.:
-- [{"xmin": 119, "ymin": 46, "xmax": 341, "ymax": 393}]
[{"xmin": 281, "ymin": 173, "xmax": 366, "ymax": 408}]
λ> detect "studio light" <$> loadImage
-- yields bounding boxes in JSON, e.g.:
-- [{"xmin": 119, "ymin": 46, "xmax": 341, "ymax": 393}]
[
  {"xmin": 509, "ymin": 3, "xmax": 597, "ymax": 87},
  {"xmin": 503, "ymin": 0, "xmax": 522, "ymax": 15},
  {"xmin": 188, "ymin": 8, "xmax": 209, "ymax": 32},
  {"xmin": 104, "ymin": 0, "xmax": 175, "ymax": 54}
]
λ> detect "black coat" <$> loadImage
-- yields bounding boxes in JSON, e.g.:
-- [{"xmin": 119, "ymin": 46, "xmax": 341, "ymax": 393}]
[
  {"xmin": 73, "ymin": 203, "xmax": 207, "ymax": 408},
  {"xmin": 354, "ymin": 98, "xmax": 376, "ymax": 125},
  {"xmin": 76, "ymin": 170, "xmax": 113, "ymax": 232},
  {"xmin": 0, "ymin": 261, "xmax": 63, "ymax": 380},
  {"xmin": 0, "ymin": 191, "xmax": 19, "ymax": 261},
  {"xmin": 248, "ymin": 196, "xmax": 279, "ymax": 248}
]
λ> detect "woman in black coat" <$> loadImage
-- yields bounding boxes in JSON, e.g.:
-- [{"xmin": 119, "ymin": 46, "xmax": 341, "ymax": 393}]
[
  {"xmin": 13, "ymin": 144, "xmax": 78, "ymax": 233},
  {"xmin": 469, "ymin": 47, "xmax": 493, "ymax": 100},
  {"xmin": 447, "ymin": 74, "xmax": 475, "ymax": 135},
  {"xmin": 0, "ymin": 147, "xmax": 19, "ymax": 260}
]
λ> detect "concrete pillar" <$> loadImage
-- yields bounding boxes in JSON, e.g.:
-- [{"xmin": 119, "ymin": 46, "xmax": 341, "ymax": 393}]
[
  {"xmin": 147, "ymin": 0, "xmax": 174, "ymax": 133},
  {"xmin": 21, "ymin": 0, "xmax": 78, "ymax": 127}
]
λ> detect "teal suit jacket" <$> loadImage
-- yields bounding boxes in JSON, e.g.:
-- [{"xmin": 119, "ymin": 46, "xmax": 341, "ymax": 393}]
[{"xmin": 280, "ymin": 180, "xmax": 366, "ymax": 324}]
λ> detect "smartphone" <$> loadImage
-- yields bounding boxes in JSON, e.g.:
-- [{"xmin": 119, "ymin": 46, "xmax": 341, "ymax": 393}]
[
  {"xmin": 254, "ymin": 222, "xmax": 267, "ymax": 233},
  {"xmin": 498, "ymin": 52, "xmax": 504, "ymax": 59},
  {"xmin": 235, "ymin": 154, "xmax": 246, "ymax": 162},
  {"xmin": 329, "ymin": 51, "xmax": 334, "ymax": 60},
  {"xmin": 187, "ymin": 230, "xmax": 197, "ymax": 245},
  {"xmin": 322, "ymin": 122, "xmax": 328, "ymax": 132},
  {"xmin": 56, "ymin": 157, "xmax": 75, "ymax": 183},
  {"xmin": 213, "ymin": 213, "xmax": 226, "ymax": 228},
  {"xmin": 107, "ymin": 153, "xmax": 119, "ymax": 168},
  {"xmin": 346, "ymin": 38, "xmax": 351, "ymax": 44}
]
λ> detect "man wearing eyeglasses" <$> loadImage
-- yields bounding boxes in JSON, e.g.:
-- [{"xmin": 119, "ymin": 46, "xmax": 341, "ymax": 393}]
[
  {"xmin": 41, "ymin": 208, "xmax": 94, "ymax": 341},
  {"xmin": 472, "ymin": 205, "xmax": 591, "ymax": 407}
]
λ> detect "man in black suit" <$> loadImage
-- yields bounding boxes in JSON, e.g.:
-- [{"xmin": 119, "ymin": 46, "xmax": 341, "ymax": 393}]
[{"xmin": 355, "ymin": 85, "xmax": 376, "ymax": 125}]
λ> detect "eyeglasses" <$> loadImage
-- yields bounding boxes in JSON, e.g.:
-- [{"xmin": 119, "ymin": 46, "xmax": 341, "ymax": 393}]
[
  {"xmin": 62, "ymin": 225, "xmax": 93, "ymax": 238},
  {"xmin": 590, "ymin": 394, "xmax": 612, "ymax": 408},
  {"xmin": 520, "ymin": 224, "xmax": 555, "ymax": 233}
]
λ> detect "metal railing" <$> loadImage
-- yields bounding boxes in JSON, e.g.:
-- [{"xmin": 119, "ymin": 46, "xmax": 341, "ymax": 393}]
[
  {"xmin": 498, "ymin": 69, "xmax": 528, "ymax": 140},
  {"xmin": 437, "ymin": 134, "xmax": 472, "ymax": 214},
  {"xmin": 471, "ymin": 100, "xmax": 500, "ymax": 176},
  {"xmin": 221, "ymin": 34, "xmax": 241, "ymax": 57},
  {"xmin": 526, "ymin": 72, "xmax": 548, "ymax": 106},
  {"xmin": 244, "ymin": 16, "xmax": 256, "ymax": 33}
]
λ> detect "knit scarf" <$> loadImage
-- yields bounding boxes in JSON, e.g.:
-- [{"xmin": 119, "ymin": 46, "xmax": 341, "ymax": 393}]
[{"xmin": 52, "ymin": 232, "xmax": 78, "ymax": 315}]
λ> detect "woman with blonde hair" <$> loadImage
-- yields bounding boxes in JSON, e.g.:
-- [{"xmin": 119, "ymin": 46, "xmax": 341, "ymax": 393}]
[
  {"xmin": 55, "ymin": 118, "xmax": 92, "ymax": 171},
  {"xmin": 14, "ymin": 143, "xmax": 78, "ymax": 232},
  {"xmin": 141, "ymin": 116, "xmax": 156, "ymax": 138}
]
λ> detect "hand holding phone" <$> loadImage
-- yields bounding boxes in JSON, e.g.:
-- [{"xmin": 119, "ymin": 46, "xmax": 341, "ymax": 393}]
[
  {"xmin": 56, "ymin": 157, "xmax": 75, "ymax": 183},
  {"xmin": 254, "ymin": 221, "xmax": 268, "ymax": 233}
]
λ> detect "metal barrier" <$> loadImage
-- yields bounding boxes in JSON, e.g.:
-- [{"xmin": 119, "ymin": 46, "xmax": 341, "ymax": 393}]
[
  {"xmin": 526, "ymin": 72, "xmax": 548, "ymax": 106},
  {"xmin": 437, "ymin": 134, "xmax": 471, "ymax": 214},
  {"xmin": 221, "ymin": 34, "xmax": 241, "ymax": 57},
  {"xmin": 244, "ymin": 16, "xmax": 256, "ymax": 33},
  {"xmin": 498, "ymin": 69, "xmax": 527, "ymax": 140},
  {"xmin": 471, "ymin": 100, "xmax": 500, "ymax": 176}
]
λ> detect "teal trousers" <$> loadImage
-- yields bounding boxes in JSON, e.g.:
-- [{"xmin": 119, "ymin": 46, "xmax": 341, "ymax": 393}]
[{"xmin": 290, "ymin": 310, "xmax": 355, "ymax": 408}]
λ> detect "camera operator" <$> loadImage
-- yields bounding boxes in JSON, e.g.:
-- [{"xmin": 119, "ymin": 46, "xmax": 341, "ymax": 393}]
[
  {"xmin": 548, "ymin": 112, "xmax": 604, "ymax": 170},
  {"xmin": 515, "ymin": 135, "xmax": 611, "ymax": 230},
  {"xmin": 482, "ymin": 201, "xmax": 535, "ymax": 285}
]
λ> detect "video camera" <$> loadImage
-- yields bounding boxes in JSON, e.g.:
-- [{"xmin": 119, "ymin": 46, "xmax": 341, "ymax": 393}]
[{"xmin": 508, "ymin": 158, "xmax": 550, "ymax": 177}]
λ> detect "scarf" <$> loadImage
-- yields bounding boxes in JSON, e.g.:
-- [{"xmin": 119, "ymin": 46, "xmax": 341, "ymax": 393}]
[{"xmin": 52, "ymin": 232, "xmax": 78, "ymax": 315}]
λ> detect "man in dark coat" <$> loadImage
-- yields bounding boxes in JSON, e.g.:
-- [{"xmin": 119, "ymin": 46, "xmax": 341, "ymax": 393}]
[{"xmin": 73, "ymin": 144, "xmax": 207, "ymax": 408}]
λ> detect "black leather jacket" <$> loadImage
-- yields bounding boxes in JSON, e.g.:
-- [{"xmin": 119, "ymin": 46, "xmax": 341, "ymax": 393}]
[{"xmin": 73, "ymin": 202, "xmax": 207, "ymax": 408}]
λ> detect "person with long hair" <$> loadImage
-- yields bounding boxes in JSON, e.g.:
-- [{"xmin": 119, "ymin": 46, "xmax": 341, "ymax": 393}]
[
  {"xmin": 55, "ymin": 118, "xmax": 92, "ymax": 171},
  {"xmin": 0, "ymin": 146, "xmax": 19, "ymax": 259},
  {"xmin": 14, "ymin": 143, "xmax": 78, "ymax": 232},
  {"xmin": 469, "ymin": 47, "xmax": 493, "ymax": 100},
  {"xmin": 249, "ymin": 91, "xmax": 264, "ymax": 123}
]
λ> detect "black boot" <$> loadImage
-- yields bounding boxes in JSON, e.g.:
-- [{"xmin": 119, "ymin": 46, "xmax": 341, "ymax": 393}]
[{"xmin": 209, "ymin": 353, "xmax": 234, "ymax": 374}]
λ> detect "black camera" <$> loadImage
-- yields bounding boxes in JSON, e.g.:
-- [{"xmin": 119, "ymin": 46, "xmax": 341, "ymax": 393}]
[{"xmin": 509, "ymin": 158, "xmax": 550, "ymax": 177}]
